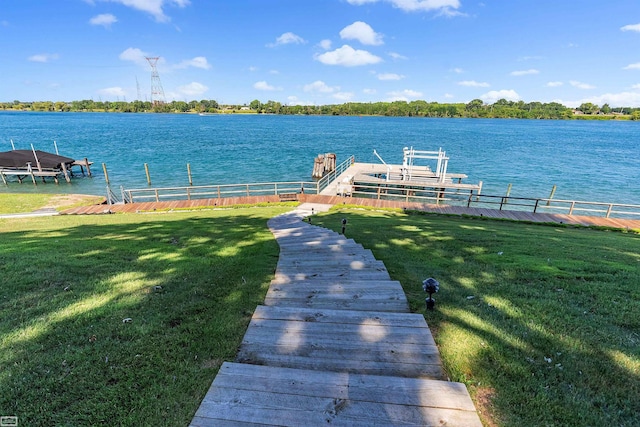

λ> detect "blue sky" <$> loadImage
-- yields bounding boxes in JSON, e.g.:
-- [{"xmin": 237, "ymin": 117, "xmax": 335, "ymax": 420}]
[{"xmin": 2, "ymin": 0, "xmax": 640, "ymax": 107}]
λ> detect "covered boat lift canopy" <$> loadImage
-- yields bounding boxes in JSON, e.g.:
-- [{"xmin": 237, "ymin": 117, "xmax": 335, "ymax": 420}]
[{"xmin": 0, "ymin": 150, "xmax": 75, "ymax": 169}]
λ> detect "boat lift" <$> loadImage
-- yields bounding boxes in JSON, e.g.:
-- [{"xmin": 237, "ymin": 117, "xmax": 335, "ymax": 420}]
[
  {"xmin": 372, "ymin": 149, "xmax": 392, "ymax": 182},
  {"xmin": 402, "ymin": 146, "xmax": 449, "ymax": 183}
]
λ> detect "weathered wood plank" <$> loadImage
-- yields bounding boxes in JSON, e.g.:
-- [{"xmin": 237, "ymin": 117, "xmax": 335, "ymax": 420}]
[
  {"xmin": 193, "ymin": 363, "xmax": 480, "ymax": 426},
  {"xmin": 266, "ymin": 288, "xmax": 405, "ymax": 300},
  {"xmin": 268, "ymin": 277, "xmax": 403, "ymax": 286},
  {"xmin": 273, "ymin": 270, "xmax": 390, "ymax": 281},
  {"xmin": 243, "ymin": 319, "xmax": 435, "ymax": 345},
  {"xmin": 251, "ymin": 305, "xmax": 429, "ymax": 328},
  {"xmin": 277, "ymin": 257, "xmax": 384, "ymax": 266},
  {"xmin": 213, "ymin": 363, "xmax": 473, "ymax": 410},
  {"xmin": 263, "ymin": 298, "xmax": 409, "ymax": 312}
]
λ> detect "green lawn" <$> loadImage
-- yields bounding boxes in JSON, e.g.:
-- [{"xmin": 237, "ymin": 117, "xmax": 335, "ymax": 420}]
[
  {"xmin": 312, "ymin": 208, "xmax": 640, "ymax": 427},
  {"xmin": 2, "ymin": 200, "xmax": 639, "ymax": 426},
  {"xmin": 0, "ymin": 208, "xmax": 288, "ymax": 426},
  {"xmin": 0, "ymin": 193, "xmax": 105, "ymax": 214}
]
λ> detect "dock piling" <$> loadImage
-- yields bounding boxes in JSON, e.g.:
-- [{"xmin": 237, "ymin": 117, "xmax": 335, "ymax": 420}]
[
  {"xmin": 546, "ymin": 185, "xmax": 557, "ymax": 206},
  {"xmin": 144, "ymin": 163, "xmax": 151, "ymax": 186},
  {"xmin": 102, "ymin": 163, "xmax": 110, "ymax": 185},
  {"xmin": 187, "ymin": 163, "xmax": 193, "ymax": 186},
  {"xmin": 60, "ymin": 162, "xmax": 71, "ymax": 183}
]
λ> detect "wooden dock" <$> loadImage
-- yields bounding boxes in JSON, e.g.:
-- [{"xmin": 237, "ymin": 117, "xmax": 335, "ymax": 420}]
[
  {"xmin": 190, "ymin": 203, "xmax": 483, "ymax": 426},
  {"xmin": 61, "ymin": 194, "xmax": 640, "ymax": 231},
  {"xmin": 319, "ymin": 162, "xmax": 482, "ymax": 199}
]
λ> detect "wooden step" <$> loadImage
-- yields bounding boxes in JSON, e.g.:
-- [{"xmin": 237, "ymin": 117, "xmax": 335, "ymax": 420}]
[
  {"xmin": 190, "ymin": 362, "xmax": 482, "ymax": 427},
  {"xmin": 264, "ymin": 282, "xmax": 408, "ymax": 312},
  {"xmin": 276, "ymin": 259, "xmax": 386, "ymax": 270},
  {"xmin": 237, "ymin": 306, "xmax": 443, "ymax": 378},
  {"xmin": 273, "ymin": 270, "xmax": 391, "ymax": 282}
]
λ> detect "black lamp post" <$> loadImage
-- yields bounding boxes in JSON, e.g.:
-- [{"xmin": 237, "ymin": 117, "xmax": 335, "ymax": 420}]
[
  {"xmin": 422, "ymin": 278, "xmax": 439, "ymax": 310},
  {"xmin": 341, "ymin": 218, "xmax": 347, "ymax": 234}
]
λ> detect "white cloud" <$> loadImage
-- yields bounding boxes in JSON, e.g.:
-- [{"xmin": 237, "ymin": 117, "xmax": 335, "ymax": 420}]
[
  {"xmin": 315, "ymin": 45, "xmax": 382, "ymax": 67},
  {"xmin": 546, "ymin": 81, "xmax": 563, "ymax": 87},
  {"xmin": 97, "ymin": 86, "xmax": 127, "ymax": 98},
  {"xmin": 623, "ymin": 62, "xmax": 640, "ymax": 70},
  {"xmin": 363, "ymin": 88, "xmax": 377, "ymax": 94},
  {"xmin": 347, "ymin": 0, "xmax": 461, "ymax": 14},
  {"xmin": 254, "ymin": 81, "xmax": 282, "ymax": 91},
  {"xmin": 621, "ymin": 23, "xmax": 640, "ymax": 32},
  {"xmin": 28, "ymin": 53, "xmax": 59, "ymax": 63},
  {"xmin": 387, "ymin": 89, "xmax": 423, "ymax": 101},
  {"xmin": 89, "ymin": 13, "xmax": 117, "ymax": 27},
  {"xmin": 174, "ymin": 56, "xmax": 211, "ymax": 69},
  {"xmin": 119, "ymin": 47, "xmax": 152, "ymax": 67},
  {"xmin": 340, "ymin": 21, "xmax": 383, "ymax": 46},
  {"xmin": 177, "ymin": 81, "xmax": 208, "ymax": 97},
  {"xmin": 444, "ymin": 93, "xmax": 454, "ymax": 98},
  {"xmin": 451, "ymin": 67, "xmax": 464, "ymax": 74},
  {"xmin": 333, "ymin": 92, "xmax": 355, "ymax": 101},
  {"xmin": 303, "ymin": 81, "xmax": 337, "ymax": 93},
  {"xmin": 570, "ymin": 80, "xmax": 595, "ymax": 89},
  {"xmin": 267, "ymin": 32, "xmax": 306, "ymax": 47},
  {"xmin": 632, "ymin": 84, "xmax": 640, "ymax": 90},
  {"xmin": 510, "ymin": 69, "xmax": 539, "ymax": 76},
  {"xmin": 561, "ymin": 91, "xmax": 640, "ymax": 108},
  {"xmin": 518, "ymin": 55, "xmax": 543, "ymax": 61},
  {"xmin": 480, "ymin": 89, "xmax": 520, "ymax": 103},
  {"xmin": 458, "ymin": 80, "xmax": 490, "ymax": 87},
  {"xmin": 318, "ymin": 39, "xmax": 332, "ymax": 50},
  {"xmin": 287, "ymin": 96, "xmax": 315, "ymax": 106},
  {"xmin": 108, "ymin": 0, "xmax": 190, "ymax": 23},
  {"xmin": 389, "ymin": 52, "xmax": 408, "ymax": 60},
  {"xmin": 377, "ymin": 73, "xmax": 404, "ymax": 81}
]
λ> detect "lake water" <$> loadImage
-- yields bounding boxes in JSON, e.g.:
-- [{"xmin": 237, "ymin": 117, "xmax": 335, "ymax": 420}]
[{"xmin": 1, "ymin": 112, "xmax": 639, "ymax": 205}]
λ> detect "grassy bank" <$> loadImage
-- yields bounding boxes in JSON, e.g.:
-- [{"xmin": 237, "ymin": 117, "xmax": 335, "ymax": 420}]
[
  {"xmin": 0, "ymin": 193, "xmax": 104, "ymax": 214},
  {"xmin": 0, "ymin": 207, "xmax": 288, "ymax": 426},
  {"xmin": 2, "ymin": 199, "xmax": 639, "ymax": 426},
  {"xmin": 312, "ymin": 208, "xmax": 640, "ymax": 427}
]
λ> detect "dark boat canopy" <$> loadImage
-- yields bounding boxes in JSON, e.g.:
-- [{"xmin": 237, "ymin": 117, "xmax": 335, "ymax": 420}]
[{"xmin": 0, "ymin": 150, "xmax": 75, "ymax": 169}]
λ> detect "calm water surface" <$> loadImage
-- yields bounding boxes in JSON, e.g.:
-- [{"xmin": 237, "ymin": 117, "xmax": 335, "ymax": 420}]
[{"xmin": 1, "ymin": 112, "xmax": 638, "ymax": 204}]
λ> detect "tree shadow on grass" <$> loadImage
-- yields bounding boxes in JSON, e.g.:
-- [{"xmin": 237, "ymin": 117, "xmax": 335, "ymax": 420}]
[
  {"xmin": 314, "ymin": 210, "xmax": 640, "ymax": 427},
  {"xmin": 0, "ymin": 210, "xmax": 284, "ymax": 426}
]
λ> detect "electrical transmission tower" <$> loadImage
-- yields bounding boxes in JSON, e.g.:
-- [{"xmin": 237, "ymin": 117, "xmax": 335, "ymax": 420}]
[
  {"xmin": 145, "ymin": 57, "xmax": 165, "ymax": 105},
  {"xmin": 135, "ymin": 76, "xmax": 142, "ymax": 101}
]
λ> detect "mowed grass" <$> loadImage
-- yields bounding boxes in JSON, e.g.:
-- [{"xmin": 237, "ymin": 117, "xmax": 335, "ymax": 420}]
[
  {"xmin": 0, "ymin": 193, "xmax": 105, "ymax": 214},
  {"xmin": 312, "ymin": 209, "xmax": 640, "ymax": 427},
  {"xmin": 0, "ymin": 207, "xmax": 288, "ymax": 426}
]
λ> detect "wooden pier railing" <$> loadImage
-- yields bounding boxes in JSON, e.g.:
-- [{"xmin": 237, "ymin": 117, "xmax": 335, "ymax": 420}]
[
  {"xmin": 121, "ymin": 181, "xmax": 318, "ymax": 204},
  {"xmin": 467, "ymin": 194, "xmax": 640, "ymax": 219}
]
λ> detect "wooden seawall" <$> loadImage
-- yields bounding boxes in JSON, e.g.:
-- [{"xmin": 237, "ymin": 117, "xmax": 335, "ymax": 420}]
[{"xmin": 190, "ymin": 203, "xmax": 483, "ymax": 426}]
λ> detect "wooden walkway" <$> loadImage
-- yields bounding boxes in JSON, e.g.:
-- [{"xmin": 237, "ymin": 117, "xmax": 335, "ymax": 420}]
[
  {"xmin": 61, "ymin": 194, "xmax": 640, "ymax": 231},
  {"xmin": 190, "ymin": 203, "xmax": 482, "ymax": 426}
]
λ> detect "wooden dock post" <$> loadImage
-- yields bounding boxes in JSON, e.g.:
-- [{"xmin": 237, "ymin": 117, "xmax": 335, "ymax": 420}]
[
  {"xmin": 61, "ymin": 162, "xmax": 71, "ymax": 183},
  {"xmin": 546, "ymin": 185, "xmax": 557, "ymax": 206},
  {"xmin": 187, "ymin": 163, "xmax": 193, "ymax": 186},
  {"xmin": 85, "ymin": 158, "xmax": 92, "ymax": 176},
  {"xmin": 144, "ymin": 163, "xmax": 151, "ymax": 186},
  {"xmin": 503, "ymin": 183, "xmax": 512, "ymax": 206},
  {"xmin": 102, "ymin": 163, "xmax": 110, "ymax": 185}
]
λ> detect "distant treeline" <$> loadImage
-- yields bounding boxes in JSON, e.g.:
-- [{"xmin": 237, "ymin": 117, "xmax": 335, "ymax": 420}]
[{"xmin": 2, "ymin": 98, "xmax": 640, "ymax": 120}]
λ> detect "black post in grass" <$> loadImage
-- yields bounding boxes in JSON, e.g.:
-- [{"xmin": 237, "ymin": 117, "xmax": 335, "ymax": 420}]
[{"xmin": 422, "ymin": 277, "xmax": 439, "ymax": 310}]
